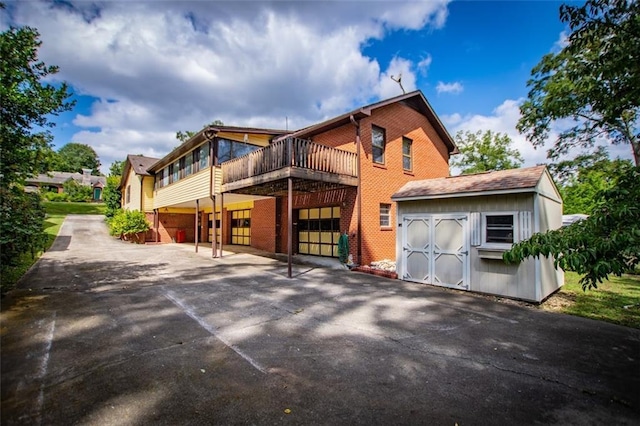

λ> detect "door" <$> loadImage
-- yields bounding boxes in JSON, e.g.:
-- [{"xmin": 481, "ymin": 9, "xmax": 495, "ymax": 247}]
[
  {"xmin": 298, "ymin": 206, "xmax": 341, "ymax": 257},
  {"xmin": 402, "ymin": 214, "xmax": 469, "ymax": 290},
  {"xmin": 231, "ymin": 209, "xmax": 251, "ymax": 245}
]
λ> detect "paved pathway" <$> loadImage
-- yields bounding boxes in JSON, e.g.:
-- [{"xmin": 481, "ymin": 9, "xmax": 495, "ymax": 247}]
[{"xmin": 1, "ymin": 215, "xmax": 639, "ymax": 425}]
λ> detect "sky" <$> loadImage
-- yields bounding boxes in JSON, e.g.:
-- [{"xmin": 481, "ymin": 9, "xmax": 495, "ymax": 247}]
[{"xmin": 2, "ymin": 0, "xmax": 633, "ymax": 175}]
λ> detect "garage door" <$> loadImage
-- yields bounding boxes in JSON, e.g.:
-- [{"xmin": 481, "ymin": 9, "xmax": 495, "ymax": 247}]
[
  {"xmin": 298, "ymin": 207, "xmax": 340, "ymax": 257},
  {"xmin": 401, "ymin": 214, "xmax": 469, "ymax": 290},
  {"xmin": 231, "ymin": 209, "xmax": 251, "ymax": 245}
]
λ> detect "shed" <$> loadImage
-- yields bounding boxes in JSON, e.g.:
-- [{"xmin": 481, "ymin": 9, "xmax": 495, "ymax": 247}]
[{"xmin": 391, "ymin": 165, "xmax": 563, "ymax": 302}]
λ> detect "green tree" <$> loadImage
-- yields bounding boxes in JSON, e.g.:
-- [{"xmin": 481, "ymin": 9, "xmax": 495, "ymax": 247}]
[
  {"xmin": 63, "ymin": 179, "xmax": 92, "ymax": 202},
  {"xmin": 109, "ymin": 160, "xmax": 124, "ymax": 177},
  {"xmin": 551, "ymin": 148, "xmax": 633, "ymax": 214},
  {"xmin": 505, "ymin": 167, "xmax": 640, "ymax": 289},
  {"xmin": 56, "ymin": 143, "xmax": 101, "ymax": 175},
  {"xmin": 103, "ymin": 175, "xmax": 121, "ymax": 219},
  {"xmin": 517, "ymin": 0, "xmax": 639, "ymax": 165},
  {"xmin": 0, "ymin": 26, "xmax": 75, "ymax": 186},
  {"xmin": 0, "ymin": 23, "xmax": 74, "ymax": 275},
  {"xmin": 176, "ymin": 120, "xmax": 224, "ymax": 143},
  {"xmin": 451, "ymin": 130, "xmax": 523, "ymax": 174}
]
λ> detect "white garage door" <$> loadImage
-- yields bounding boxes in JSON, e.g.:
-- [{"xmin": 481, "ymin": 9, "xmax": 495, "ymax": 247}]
[{"xmin": 401, "ymin": 214, "xmax": 469, "ymax": 290}]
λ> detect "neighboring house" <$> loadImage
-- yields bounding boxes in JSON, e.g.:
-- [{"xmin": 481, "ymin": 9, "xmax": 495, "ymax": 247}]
[
  {"xmin": 25, "ymin": 168, "xmax": 106, "ymax": 201},
  {"xmin": 391, "ymin": 165, "xmax": 564, "ymax": 302},
  {"xmin": 119, "ymin": 154, "xmax": 159, "ymax": 213},
  {"xmin": 119, "ymin": 90, "xmax": 459, "ymax": 268}
]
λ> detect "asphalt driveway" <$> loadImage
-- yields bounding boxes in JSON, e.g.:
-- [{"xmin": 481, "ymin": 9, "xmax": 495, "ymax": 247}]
[{"xmin": 1, "ymin": 215, "xmax": 639, "ymax": 425}]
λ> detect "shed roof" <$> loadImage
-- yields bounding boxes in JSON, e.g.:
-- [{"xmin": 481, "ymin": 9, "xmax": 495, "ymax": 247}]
[{"xmin": 392, "ymin": 165, "xmax": 549, "ymax": 201}]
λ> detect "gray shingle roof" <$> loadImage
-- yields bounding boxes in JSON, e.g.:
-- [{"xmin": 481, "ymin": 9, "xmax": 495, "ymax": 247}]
[
  {"xmin": 128, "ymin": 155, "xmax": 160, "ymax": 176},
  {"xmin": 392, "ymin": 165, "xmax": 547, "ymax": 200}
]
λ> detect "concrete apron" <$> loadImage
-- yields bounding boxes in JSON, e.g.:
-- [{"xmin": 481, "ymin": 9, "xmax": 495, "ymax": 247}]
[{"xmin": 1, "ymin": 215, "xmax": 638, "ymax": 425}]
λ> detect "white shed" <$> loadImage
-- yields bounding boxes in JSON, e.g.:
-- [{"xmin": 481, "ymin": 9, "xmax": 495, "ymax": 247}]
[{"xmin": 391, "ymin": 165, "xmax": 563, "ymax": 302}]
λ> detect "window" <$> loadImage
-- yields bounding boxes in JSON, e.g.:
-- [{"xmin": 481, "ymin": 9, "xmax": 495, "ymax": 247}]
[
  {"xmin": 162, "ymin": 166, "xmax": 169, "ymax": 187},
  {"xmin": 380, "ymin": 203, "xmax": 391, "ymax": 227},
  {"xmin": 126, "ymin": 185, "xmax": 131, "ymax": 203},
  {"xmin": 156, "ymin": 169, "xmax": 163, "ymax": 188},
  {"xmin": 485, "ymin": 214, "xmax": 515, "ymax": 244},
  {"xmin": 184, "ymin": 153, "xmax": 193, "ymax": 177},
  {"xmin": 198, "ymin": 143, "xmax": 209, "ymax": 170},
  {"xmin": 218, "ymin": 138, "xmax": 261, "ymax": 164},
  {"xmin": 172, "ymin": 160, "xmax": 180, "ymax": 182},
  {"xmin": 372, "ymin": 126, "xmax": 385, "ymax": 164},
  {"xmin": 402, "ymin": 137, "xmax": 413, "ymax": 171}
]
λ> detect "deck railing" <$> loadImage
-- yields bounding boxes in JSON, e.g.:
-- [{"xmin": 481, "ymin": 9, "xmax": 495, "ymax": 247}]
[{"xmin": 221, "ymin": 138, "xmax": 357, "ymax": 184}]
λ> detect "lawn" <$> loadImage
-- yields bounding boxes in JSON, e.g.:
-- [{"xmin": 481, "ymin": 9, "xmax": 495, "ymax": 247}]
[
  {"xmin": 0, "ymin": 202, "xmax": 105, "ymax": 293},
  {"xmin": 44, "ymin": 201, "xmax": 107, "ymax": 215},
  {"xmin": 541, "ymin": 272, "xmax": 640, "ymax": 329}
]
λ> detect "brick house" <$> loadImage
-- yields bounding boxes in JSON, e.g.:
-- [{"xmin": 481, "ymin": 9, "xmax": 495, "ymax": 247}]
[
  {"xmin": 119, "ymin": 90, "xmax": 458, "ymax": 271},
  {"xmin": 25, "ymin": 169, "xmax": 106, "ymax": 201}
]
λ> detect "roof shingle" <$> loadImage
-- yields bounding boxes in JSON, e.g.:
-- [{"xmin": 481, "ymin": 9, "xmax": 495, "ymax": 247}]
[{"xmin": 392, "ymin": 165, "xmax": 547, "ymax": 200}]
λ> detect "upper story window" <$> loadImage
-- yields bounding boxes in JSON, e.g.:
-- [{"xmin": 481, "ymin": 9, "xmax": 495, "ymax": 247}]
[
  {"xmin": 172, "ymin": 160, "xmax": 180, "ymax": 182},
  {"xmin": 218, "ymin": 138, "xmax": 261, "ymax": 164},
  {"xmin": 198, "ymin": 144, "xmax": 209, "ymax": 170},
  {"xmin": 126, "ymin": 185, "xmax": 131, "ymax": 203},
  {"xmin": 372, "ymin": 126, "xmax": 386, "ymax": 164},
  {"xmin": 162, "ymin": 166, "xmax": 169, "ymax": 187},
  {"xmin": 402, "ymin": 137, "xmax": 413, "ymax": 171},
  {"xmin": 184, "ymin": 152, "xmax": 193, "ymax": 177}
]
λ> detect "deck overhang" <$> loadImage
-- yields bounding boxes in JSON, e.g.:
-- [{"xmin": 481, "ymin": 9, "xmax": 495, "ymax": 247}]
[{"xmin": 221, "ymin": 166, "xmax": 357, "ymax": 196}]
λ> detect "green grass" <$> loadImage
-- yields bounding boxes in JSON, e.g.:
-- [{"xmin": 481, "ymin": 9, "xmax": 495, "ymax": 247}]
[
  {"xmin": 1, "ymin": 202, "xmax": 105, "ymax": 293},
  {"xmin": 44, "ymin": 201, "xmax": 106, "ymax": 215},
  {"xmin": 542, "ymin": 272, "xmax": 640, "ymax": 329}
]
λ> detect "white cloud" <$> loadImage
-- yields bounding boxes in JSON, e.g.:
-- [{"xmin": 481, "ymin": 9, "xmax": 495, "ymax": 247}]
[
  {"xmin": 436, "ymin": 81, "xmax": 463, "ymax": 94},
  {"xmin": 552, "ymin": 30, "xmax": 569, "ymax": 52},
  {"xmin": 3, "ymin": 0, "xmax": 450, "ymax": 173},
  {"xmin": 447, "ymin": 99, "xmax": 636, "ymax": 175},
  {"xmin": 376, "ymin": 57, "xmax": 418, "ymax": 100},
  {"xmin": 417, "ymin": 54, "xmax": 433, "ymax": 75}
]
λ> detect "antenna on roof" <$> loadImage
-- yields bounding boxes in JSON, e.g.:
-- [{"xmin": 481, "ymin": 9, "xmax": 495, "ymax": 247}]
[{"xmin": 390, "ymin": 73, "xmax": 405, "ymax": 94}]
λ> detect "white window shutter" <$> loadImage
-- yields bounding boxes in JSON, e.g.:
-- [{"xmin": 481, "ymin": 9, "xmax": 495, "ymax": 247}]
[
  {"xmin": 519, "ymin": 211, "xmax": 532, "ymax": 241},
  {"xmin": 470, "ymin": 212, "xmax": 481, "ymax": 246}
]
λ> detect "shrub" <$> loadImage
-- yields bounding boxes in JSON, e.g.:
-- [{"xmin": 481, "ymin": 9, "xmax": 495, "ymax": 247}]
[
  {"xmin": 44, "ymin": 191, "xmax": 69, "ymax": 202},
  {"xmin": 63, "ymin": 180, "xmax": 92, "ymax": 202},
  {"xmin": 0, "ymin": 187, "xmax": 47, "ymax": 266},
  {"xmin": 108, "ymin": 209, "xmax": 150, "ymax": 243}
]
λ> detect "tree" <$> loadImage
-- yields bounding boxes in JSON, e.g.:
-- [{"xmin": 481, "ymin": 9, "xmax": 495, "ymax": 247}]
[
  {"xmin": 451, "ymin": 130, "xmax": 523, "ymax": 175},
  {"xmin": 109, "ymin": 160, "xmax": 124, "ymax": 177},
  {"xmin": 504, "ymin": 167, "xmax": 640, "ymax": 290},
  {"xmin": 550, "ymin": 148, "xmax": 633, "ymax": 214},
  {"xmin": 0, "ymin": 25, "xmax": 75, "ymax": 187},
  {"xmin": 517, "ymin": 0, "xmax": 639, "ymax": 165},
  {"xmin": 1, "ymin": 23, "xmax": 74, "ymax": 279},
  {"xmin": 56, "ymin": 143, "xmax": 101, "ymax": 175},
  {"xmin": 176, "ymin": 120, "xmax": 224, "ymax": 143}
]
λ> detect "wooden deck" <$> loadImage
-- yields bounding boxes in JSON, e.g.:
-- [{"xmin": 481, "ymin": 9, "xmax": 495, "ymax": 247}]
[{"xmin": 220, "ymin": 138, "xmax": 358, "ymax": 196}]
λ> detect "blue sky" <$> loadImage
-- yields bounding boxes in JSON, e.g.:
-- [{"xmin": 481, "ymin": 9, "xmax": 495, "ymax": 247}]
[{"xmin": 5, "ymin": 0, "xmax": 627, "ymax": 174}]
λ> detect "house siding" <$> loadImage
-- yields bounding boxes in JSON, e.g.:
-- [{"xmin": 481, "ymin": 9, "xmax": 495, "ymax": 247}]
[
  {"xmin": 142, "ymin": 176, "xmax": 155, "ymax": 212},
  {"xmin": 153, "ymin": 168, "xmax": 211, "ymax": 209},
  {"xmin": 396, "ymin": 194, "xmax": 539, "ymax": 301},
  {"xmin": 122, "ymin": 167, "xmax": 142, "ymax": 211}
]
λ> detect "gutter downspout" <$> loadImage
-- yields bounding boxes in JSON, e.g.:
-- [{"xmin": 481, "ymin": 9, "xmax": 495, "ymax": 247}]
[{"xmin": 350, "ymin": 114, "xmax": 362, "ymax": 265}]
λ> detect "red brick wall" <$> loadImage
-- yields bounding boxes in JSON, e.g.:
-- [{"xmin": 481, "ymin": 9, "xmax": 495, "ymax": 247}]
[
  {"xmin": 308, "ymin": 102, "xmax": 451, "ymax": 265},
  {"xmin": 156, "ymin": 213, "xmax": 197, "ymax": 243},
  {"xmin": 251, "ymin": 198, "xmax": 276, "ymax": 252}
]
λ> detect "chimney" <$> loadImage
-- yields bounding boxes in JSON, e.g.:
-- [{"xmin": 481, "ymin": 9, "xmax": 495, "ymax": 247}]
[{"xmin": 82, "ymin": 168, "xmax": 91, "ymax": 186}]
